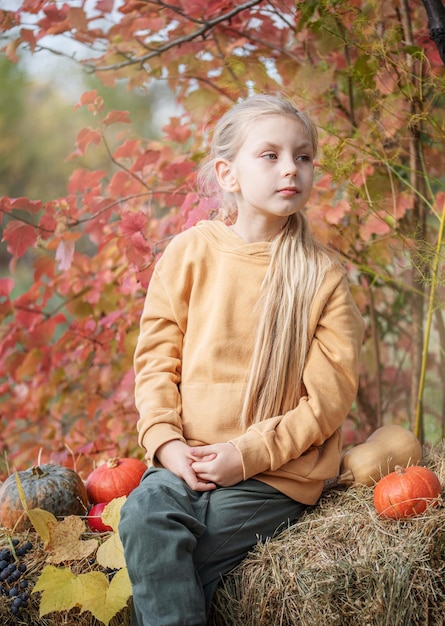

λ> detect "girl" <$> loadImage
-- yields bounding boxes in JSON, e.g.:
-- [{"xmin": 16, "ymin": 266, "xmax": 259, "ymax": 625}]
[{"xmin": 119, "ymin": 93, "xmax": 365, "ymax": 626}]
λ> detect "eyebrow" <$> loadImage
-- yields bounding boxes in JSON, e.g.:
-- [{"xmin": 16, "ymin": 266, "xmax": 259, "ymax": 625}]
[{"xmin": 255, "ymin": 140, "xmax": 313, "ymax": 152}]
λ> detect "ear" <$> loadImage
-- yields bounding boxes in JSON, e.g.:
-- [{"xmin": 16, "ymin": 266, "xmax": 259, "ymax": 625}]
[{"xmin": 214, "ymin": 158, "xmax": 239, "ymax": 193}]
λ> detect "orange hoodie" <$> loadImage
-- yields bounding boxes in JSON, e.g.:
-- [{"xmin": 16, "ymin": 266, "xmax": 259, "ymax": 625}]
[{"xmin": 134, "ymin": 220, "xmax": 365, "ymax": 504}]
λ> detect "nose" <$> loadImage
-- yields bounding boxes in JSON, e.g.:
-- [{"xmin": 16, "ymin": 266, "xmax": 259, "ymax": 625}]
[{"xmin": 283, "ymin": 156, "xmax": 298, "ymax": 177}]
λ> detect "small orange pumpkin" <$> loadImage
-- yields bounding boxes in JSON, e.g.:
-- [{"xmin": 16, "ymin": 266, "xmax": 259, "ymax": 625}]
[
  {"xmin": 373, "ymin": 465, "xmax": 442, "ymax": 519},
  {"xmin": 85, "ymin": 457, "xmax": 147, "ymax": 504}
]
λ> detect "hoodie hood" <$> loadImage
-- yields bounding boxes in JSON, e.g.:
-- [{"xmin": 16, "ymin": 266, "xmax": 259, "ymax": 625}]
[{"xmin": 195, "ymin": 220, "xmax": 271, "ymax": 258}]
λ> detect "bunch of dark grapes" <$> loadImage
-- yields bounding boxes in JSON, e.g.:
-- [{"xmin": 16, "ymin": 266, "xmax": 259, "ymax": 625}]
[{"xmin": 0, "ymin": 538, "xmax": 33, "ymax": 617}]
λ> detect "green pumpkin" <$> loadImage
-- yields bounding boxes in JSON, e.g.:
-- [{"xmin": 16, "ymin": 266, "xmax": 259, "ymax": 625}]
[{"xmin": 0, "ymin": 463, "xmax": 88, "ymax": 531}]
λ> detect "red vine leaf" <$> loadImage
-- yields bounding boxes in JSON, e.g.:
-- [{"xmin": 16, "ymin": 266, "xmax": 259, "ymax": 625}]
[
  {"xmin": 76, "ymin": 128, "xmax": 102, "ymax": 155},
  {"xmin": 0, "ymin": 277, "xmax": 14, "ymax": 297},
  {"xmin": 3, "ymin": 220, "xmax": 37, "ymax": 257},
  {"xmin": 103, "ymin": 110, "xmax": 131, "ymax": 126}
]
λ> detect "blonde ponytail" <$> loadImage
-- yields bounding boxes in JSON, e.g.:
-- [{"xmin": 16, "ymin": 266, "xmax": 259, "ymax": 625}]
[{"xmin": 239, "ymin": 211, "xmax": 333, "ymax": 426}]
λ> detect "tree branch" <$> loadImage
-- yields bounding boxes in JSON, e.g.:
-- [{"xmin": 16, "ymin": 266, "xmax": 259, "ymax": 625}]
[{"xmin": 89, "ymin": 0, "xmax": 264, "ymax": 72}]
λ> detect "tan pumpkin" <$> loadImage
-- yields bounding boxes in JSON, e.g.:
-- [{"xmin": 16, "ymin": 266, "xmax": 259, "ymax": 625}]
[
  {"xmin": 0, "ymin": 464, "xmax": 88, "ymax": 531},
  {"xmin": 338, "ymin": 424, "xmax": 423, "ymax": 486}
]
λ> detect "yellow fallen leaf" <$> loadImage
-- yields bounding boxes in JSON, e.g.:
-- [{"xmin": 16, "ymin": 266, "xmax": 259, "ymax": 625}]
[
  {"xmin": 45, "ymin": 515, "xmax": 98, "ymax": 564},
  {"xmin": 14, "ymin": 471, "xmax": 57, "ymax": 543},
  {"xmin": 33, "ymin": 565, "xmax": 82, "ymax": 615},
  {"xmin": 101, "ymin": 496, "xmax": 126, "ymax": 532},
  {"xmin": 96, "ymin": 531, "xmax": 126, "ymax": 570},
  {"xmin": 28, "ymin": 508, "xmax": 58, "ymax": 545},
  {"xmin": 33, "ymin": 566, "xmax": 132, "ymax": 625},
  {"xmin": 79, "ymin": 568, "xmax": 133, "ymax": 625}
]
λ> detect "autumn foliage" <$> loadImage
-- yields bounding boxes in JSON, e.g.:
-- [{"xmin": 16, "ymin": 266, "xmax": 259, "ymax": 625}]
[{"xmin": 0, "ymin": 0, "xmax": 444, "ymax": 479}]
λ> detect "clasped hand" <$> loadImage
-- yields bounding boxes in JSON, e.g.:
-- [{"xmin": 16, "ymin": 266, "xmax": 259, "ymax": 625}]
[{"xmin": 156, "ymin": 440, "xmax": 244, "ymax": 492}]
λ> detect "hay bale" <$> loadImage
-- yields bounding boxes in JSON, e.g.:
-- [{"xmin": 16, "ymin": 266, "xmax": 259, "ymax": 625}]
[{"xmin": 209, "ymin": 443, "xmax": 445, "ymax": 626}]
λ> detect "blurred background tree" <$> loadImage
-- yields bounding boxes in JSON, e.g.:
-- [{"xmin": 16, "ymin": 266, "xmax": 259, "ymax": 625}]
[{"xmin": 0, "ymin": 0, "xmax": 444, "ymax": 478}]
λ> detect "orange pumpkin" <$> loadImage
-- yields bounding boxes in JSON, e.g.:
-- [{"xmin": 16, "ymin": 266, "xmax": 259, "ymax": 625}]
[
  {"xmin": 373, "ymin": 465, "xmax": 442, "ymax": 519},
  {"xmin": 0, "ymin": 464, "xmax": 88, "ymax": 531},
  {"xmin": 85, "ymin": 457, "xmax": 147, "ymax": 504}
]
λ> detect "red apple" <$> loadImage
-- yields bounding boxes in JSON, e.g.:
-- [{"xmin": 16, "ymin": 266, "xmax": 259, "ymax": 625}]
[{"xmin": 87, "ymin": 502, "xmax": 113, "ymax": 532}]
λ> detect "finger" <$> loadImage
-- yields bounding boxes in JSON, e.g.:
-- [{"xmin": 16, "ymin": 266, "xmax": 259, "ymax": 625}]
[
  {"xmin": 194, "ymin": 468, "xmax": 220, "ymax": 484},
  {"xmin": 194, "ymin": 481, "xmax": 217, "ymax": 492},
  {"xmin": 191, "ymin": 461, "xmax": 215, "ymax": 474},
  {"xmin": 189, "ymin": 446, "xmax": 217, "ymax": 458},
  {"xmin": 190, "ymin": 454, "xmax": 216, "ymax": 464},
  {"xmin": 185, "ymin": 473, "xmax": 216, "ymax": 491},
  {"xmin": 181, "ymin": 465, "xmax": 216, "ymax": 491}
]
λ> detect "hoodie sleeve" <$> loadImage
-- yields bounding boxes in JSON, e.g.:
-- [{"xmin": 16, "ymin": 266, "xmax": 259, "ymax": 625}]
[
  {"xmin": 133, "ymin": 250, "xmax": 188, "ymax": 464},
  {"xmin": 229, "ymin": 269, "xmax": 365, "ymax": 479}
]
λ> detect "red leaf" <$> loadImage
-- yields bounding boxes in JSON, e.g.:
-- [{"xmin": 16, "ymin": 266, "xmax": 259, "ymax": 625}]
[
  {"xmin": 416, "ymin": 33, "xmax": 443, "ymax": 68},
  {"xmin": 108, "ymin": 171, "xmax": 145, "ymax": 196},
  {"xmin": 120, "ymin": 211, "xmax": 148, "ymax": 236},
  {"xmin": 394, "ymin": 193, "xmax": 413, "ymax": 220},
  {"xmin": 113, "ymin": 139, "xmax": 141, "ymax": 160},
  {"xmin": 435, "ymin": 192, "xmax": 445, "ymax": 212},
  {"xmin": 74, "ymin": 90, "xmax": 104, "ymax": 113},
  {"xmin": 0, "ymin": 278, "xmax": 14, "ymax": 298},
  {"xmin": 324, "ymin": 200, "xmax": 351, "ymax": 225},
  {"xmin": 163, "ymin": 118, "xmax": 192, "ymax": 143},
  {"xmin": 38, "ymin": 209, "xmax": 57, "ymax": 236},
  {"xmin": 68, "ymin": 6, "xmax": 88, "ymax": 31},
  {"xmin": 20, "ymin": 28, "xmax": 37, "ymax": 52},
  {"xmin": 29, "ymin": 314, "xmax": 66, "ymax": 347},
  {"xmin": 76, "ymin": 128, "xmax": 102, "ymax": 155},
  {"xmin": 3, "ymin": 220, "xmax": 37, "ymax": 257},
  {"xmin": 95, "ymin": 0, "xmax": 114, "ymax": 12},
  {"xmin": 20, "ymin": 0, "xmax": 46, "ymax": 14},
  {"xmin": 350, "ymin": 165, "xmax": 375, "ymax": 188},
  {"xmin": 161, "ymin": 160, "xmax": 194, "ymax": 182},
  {"xmin": 100, "ymin": 310, "xmax": 120, "ymax": 328},
  {"xmin": 182, "ymin": 195, "xmax": 217, "ymax": 229},
  {"xmin": 129, "ymin": 232, "xmax": 152, "ymax": 258},
  {"xmin": 0, "ymin": 197, "xmax": 11, "ymax": 212},
  {"xmin": 77, "ymin": 90, "xmax": 98, "ymax": 106},
  {"xmin": 42, "ymin": 4, "xmax": 69, "ymax": 22},
  {"xmin": 14, "ymin": 308, "xmax": 43, "ymax": 332},
  {"xmin": 9, "ymin": 197, "xmax": 42, "ymax": 214},
  {"xmin": 67, "ymin": 169, "xmax": 106, "ymax": 194},
  {"xmin": 33, "ymin": 255, "xmax": 55, "ymax": 281},
  {"xmin": 131, "ymin": 150, "xmax": 161, "ymax": 172},
  {"xmin": 359, "ymin": 212, "xmax": 391, "ymax": 241},
  {"xmin": 102, "ymin": 110, "xmax": 131, "ymax": 126}
]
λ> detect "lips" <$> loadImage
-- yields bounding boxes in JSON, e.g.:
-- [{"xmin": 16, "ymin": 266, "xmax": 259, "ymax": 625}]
[{"xmin": 277, "ymin": 187, "xmax": 299, "ymax": 194}]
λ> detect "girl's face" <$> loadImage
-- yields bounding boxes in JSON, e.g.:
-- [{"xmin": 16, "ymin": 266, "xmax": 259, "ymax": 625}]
[{"xmin": 218, "ymin": 114, "xmax": 315, "ymax": 234}]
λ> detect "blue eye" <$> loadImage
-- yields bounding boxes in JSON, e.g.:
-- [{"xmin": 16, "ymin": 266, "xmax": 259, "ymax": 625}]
[
  {"xmin": 296, "ymin": 155, "xmax": 312, "ymax": 162},
  {"xmin": 262, "ymin": 153, "xmax": 277, "ymax": 160}
]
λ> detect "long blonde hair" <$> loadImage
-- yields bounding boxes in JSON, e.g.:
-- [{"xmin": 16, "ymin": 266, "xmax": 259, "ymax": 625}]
[{"xmin": 198, "ymin": 94, "xmax": 334, "ymax": 427}]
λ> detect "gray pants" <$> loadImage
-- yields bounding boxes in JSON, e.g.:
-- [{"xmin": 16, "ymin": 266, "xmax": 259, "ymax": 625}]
[{"xmin": 119, "ymin": 467, "xmax": 306, "ymax": 626}]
